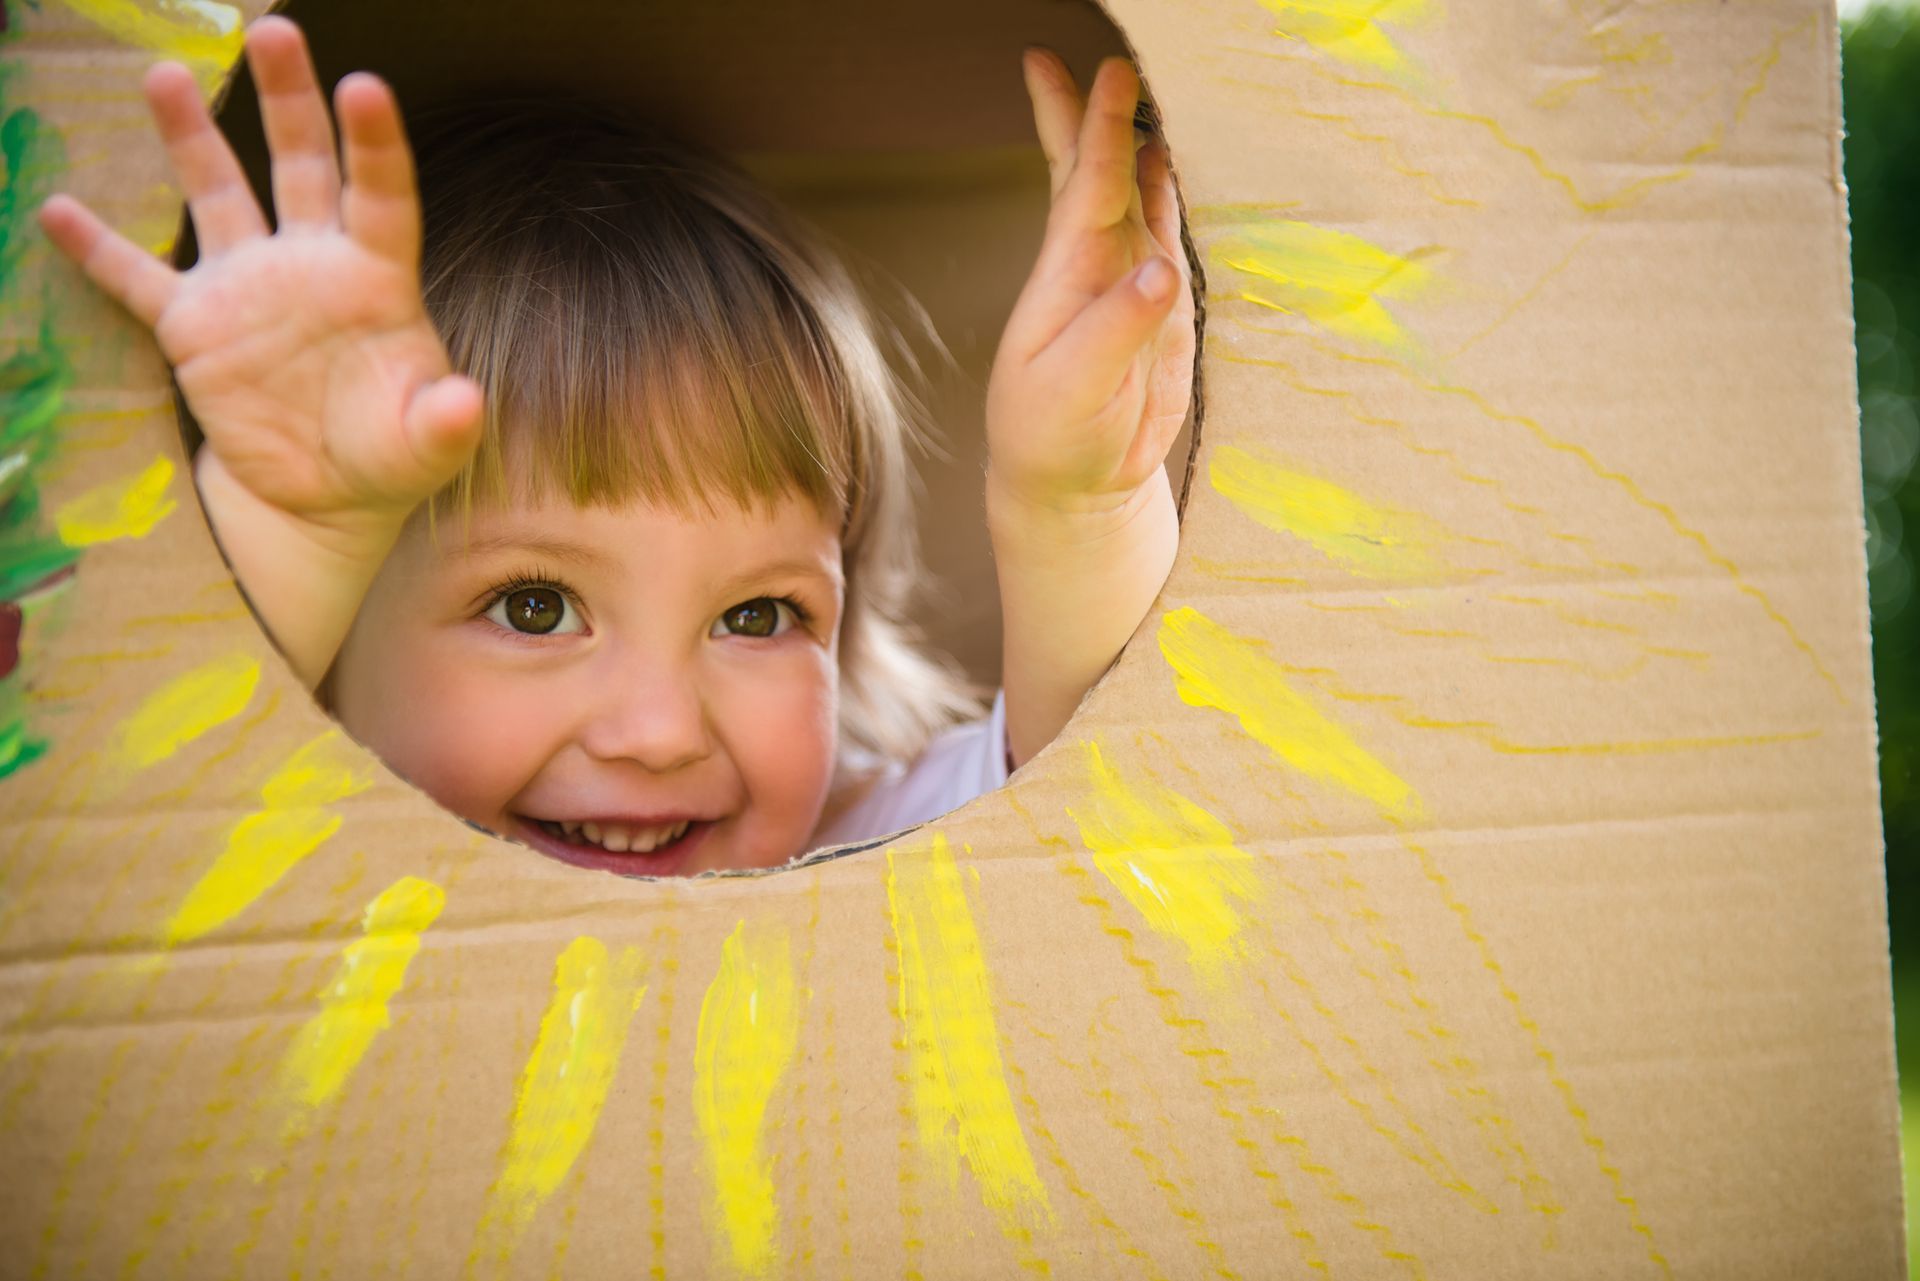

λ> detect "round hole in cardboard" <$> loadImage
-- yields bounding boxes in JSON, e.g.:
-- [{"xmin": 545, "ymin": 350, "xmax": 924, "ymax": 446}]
[{"xmin": 157, "ymin": 0, "xmax": 1201, "ymax": 877}]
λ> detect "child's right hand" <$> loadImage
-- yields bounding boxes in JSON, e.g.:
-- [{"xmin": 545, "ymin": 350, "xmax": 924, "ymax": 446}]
[{"xmin": 38, "ymin": 17, "xmax": 482, "ymax": 688}]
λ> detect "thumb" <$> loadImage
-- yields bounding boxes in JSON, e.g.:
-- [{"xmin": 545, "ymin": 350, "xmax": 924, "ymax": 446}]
[
  {"xmin": 402, "ymin": 374, "xmax": 485, "ymax": 482},
  {"xmin": 1033, "ymin": 256, "xmax": 1180, "ymax": 413}
]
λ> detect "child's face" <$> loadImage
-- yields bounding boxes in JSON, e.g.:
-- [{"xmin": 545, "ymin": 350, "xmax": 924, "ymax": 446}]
[{"xmin": 328, "ymin": 490, "xmax": 844, "ymax": 877}]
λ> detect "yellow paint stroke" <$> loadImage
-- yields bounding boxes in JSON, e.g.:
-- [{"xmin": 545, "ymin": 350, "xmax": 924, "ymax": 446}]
[
  {"xmin": 1533, "ymin": 18, "xmax": 1666, "ymax": 113},
  {"xmin": 1224, "ymin": 641, "xmax": 1810, "ymax": 758},
  {"xmin": 988, "ymin": 1003, "xmax": 1166, "ymax": 1280},
  {"xmin": 885, "ymin": 834, "xmax": 1051, "ymax": 1237},
  {"xmin": 1253, "ymin": 0, "xmax": 1435, "ymax": 83},
  {"xmin": 1067, "ymin": 742, "xmax": 1266, "ymax": 986},
  {"xmin": 1624, "ymin": 14, "xmax": 1812, "ymax": 166},
  {"xmin": 1213, "ymin": 302, "xmax": 1836, "ymax": 698},
  {"xmin": 1491, "ymin": 591, "xmax": 1637, "ymax": 636},
  {"xmin": 1014, "ymin": 794, "xmax": 1393, "ymax": 1277},
  {"xmin": 49, "ymin": 0, "xmax": 242, "ymax": 87},
  {"xmin": 53, "ymin": 455, "xmax": 176, "ymax": 546},
  {"xmin": 275, "ymin": 877, "xmax": 445, "ymax": 1138},
  {"xmin": 161, "ymin": 731, "xmax": 373, "ymax": 947},
  {"xmin": 1106, "ymin": 745, "xmax": 1510, "ymax": 1215},
  {"xmin": 124, "ymin": 601, "xmax": 252, "ymax": 629},
  {"xmin": 1447, "ymin": 230, "xmax": 1597, "ymax": 362},
  {"xmin": 107, "ymin": 652, "xmax": 259, "ymax": 772},
  {"xmin": 646, "ymin": 930, "xmax": 681, "ymax": 1281},
  {"xmin": 471, "ymin": 937, "xmax": 647, "ymax": 1271},
  {"xmin": 1400, "ymin": 834, "xmax": 1671, "ymax": 1278},
  {"xmin": 1204, "ymin": 332, "xmax": 1642, "ymax": 583},
  {"xmin": 1045, "ymin": 999, "xmax": 1237, "ymax": 1278},
  {"xmin": 693, "ymin": 920, "xmax": 803, "ymax": 1278},
  {"xmin": 1218, "ymin": 77, "xmax": 1477, "ymax": 208},
  {"xmin": 1398, "ymin": 716, "xmax": 1815, "ymax": 757},
  {"xmin": 1277, "ymin": 321, "xmax": 1842, "ymax": 697},
  {"xmin": 1209, "ymin": 441, "xmax": 1449, "ymax": 581},
  {"xmin": 1159, "ymin": 606, "xmax": 1421, "ymax": 822},
  {"xmin": 1190, "ymin": 555, "xmax": 1309, "ymax": 587},
  {"xmin": 1265, "ymin": 41, "xmax": 1690, "ymax": 210},
  {"xmin": 1204, "ymin": 216, "xmax": 1438, "ymax": 359}
]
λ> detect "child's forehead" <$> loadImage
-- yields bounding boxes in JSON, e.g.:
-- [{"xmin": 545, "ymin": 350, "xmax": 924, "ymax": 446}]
[
  {"xmin": 460, "ymin": 428, "xmax": 848, "ymax": 518},
  {"xmin": 419, "ymin": 487, "xmax": 845, "ymax": 564}
]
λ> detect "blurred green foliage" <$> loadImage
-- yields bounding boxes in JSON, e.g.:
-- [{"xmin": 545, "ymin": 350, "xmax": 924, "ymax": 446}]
[
  {"xmin": 1848, "ymin": 3, "xmax": 1920, "ymax": 932},
  {"xmin": 1841, "ymin": 3, "xmax": 1920, "ymax": 1271}
]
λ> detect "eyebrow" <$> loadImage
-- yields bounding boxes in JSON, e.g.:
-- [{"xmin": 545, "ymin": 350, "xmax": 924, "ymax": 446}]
[
  {"xmin": 442, "ymin": 534, "xmax": 615, "ymax": 570},
  {"xmin": 443, "ymin": 538, "xmax": 840, "ymax": 595},
  {"xmin": 714, "ymin": 558, "xmax": 844, "ymax": 598}
]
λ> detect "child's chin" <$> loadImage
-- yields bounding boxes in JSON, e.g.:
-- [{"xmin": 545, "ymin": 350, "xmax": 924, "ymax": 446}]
[{"xmin": 508, "ymin": 814, "xmax": 714, "ymax": 879}]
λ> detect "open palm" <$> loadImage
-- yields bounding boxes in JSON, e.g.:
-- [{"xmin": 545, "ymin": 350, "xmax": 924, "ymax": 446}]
[
  {"xmin": 987, "ymin": 53, "xmax": 1195, "ymax": 511},
  {"xmin": 40, "ymin": 17, "xmax": 481, "ymax": 533}
]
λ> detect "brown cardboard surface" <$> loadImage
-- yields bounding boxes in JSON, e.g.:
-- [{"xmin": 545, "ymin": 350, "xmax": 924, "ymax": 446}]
[{"xmin": 0, "ymin": 0, "xmax": 1902, "ymax": 1278}]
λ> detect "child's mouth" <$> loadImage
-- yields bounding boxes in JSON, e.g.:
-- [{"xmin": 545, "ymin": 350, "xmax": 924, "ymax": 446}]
[{"xmin": 514, "ymin": 814, "xmax": 711, "ymax": 877}]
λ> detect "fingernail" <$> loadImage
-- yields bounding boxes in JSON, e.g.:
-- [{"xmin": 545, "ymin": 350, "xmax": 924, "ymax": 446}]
[{"xmin": 1136, "ymin": 257, "xmax": 1176, "ymax": 302}]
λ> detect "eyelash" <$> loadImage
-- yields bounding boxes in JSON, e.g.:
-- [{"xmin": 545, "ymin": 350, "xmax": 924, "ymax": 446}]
[
  {"xmin": 474, "ymin": 578, "xmax": 815, "ymax": 635},
  {"xmin": 481, "ymin": 571, "xmax": 572, "ymax": 605},
  {"xmin": 713, "ymin": 594, "xmax": 814, "ymax": 641},
  {"xmin": 477, "ymin": 571, "xmax": 583, "ymax": 633},
  {"xmin": 764, "ymin": 595, "xmax": 813, "ymax": 627}
]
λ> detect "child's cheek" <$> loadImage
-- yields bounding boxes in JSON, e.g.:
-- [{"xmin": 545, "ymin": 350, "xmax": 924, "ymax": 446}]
[
  {"xmin": 338, "ymin": 638, "xmax": 563, "ymax": 835},
  {"xmin": 712, "ymin": 645, "xmax": 839, "ymax": 868}
]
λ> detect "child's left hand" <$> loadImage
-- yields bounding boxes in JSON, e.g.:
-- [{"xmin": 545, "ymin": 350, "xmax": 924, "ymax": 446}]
[
  {"xmin": 985, "ymin": 52, "xmax": 1193, "ymax": 521},
  {"xmin": 985, "ymin": 52, "xmax": 1196, "ymax": 766}
]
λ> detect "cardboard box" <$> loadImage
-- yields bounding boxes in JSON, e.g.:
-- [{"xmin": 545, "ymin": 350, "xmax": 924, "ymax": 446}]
[{"xmin": 0, "ymin": 0, "xmax": 1901, "ymax": 1276}]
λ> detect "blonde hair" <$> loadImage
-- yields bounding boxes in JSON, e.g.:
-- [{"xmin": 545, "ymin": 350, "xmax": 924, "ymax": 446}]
[{"xmin": 412, "ymin": 101, "xmax": 978, "ymax": 763}]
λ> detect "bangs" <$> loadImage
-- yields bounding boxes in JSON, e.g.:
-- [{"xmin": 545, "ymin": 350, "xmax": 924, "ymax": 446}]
[{"xmin": 416, "ymin": 111, "xmax": 857, "ymax": 519}]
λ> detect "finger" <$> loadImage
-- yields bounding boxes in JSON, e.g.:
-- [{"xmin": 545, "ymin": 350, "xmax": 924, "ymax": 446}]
[
  {"xmin": 248, "ymin": 16, "xmax": 341, "ymax": 230},
  {"xmin": 336, "ymin": 73, "xmax": 421, "ymax": 265},
  {"xmin": 38, "ymin": 195, "xmax": 181, "ymax": 328},
  {"xmin": 1136, "ymin": 136, "xmax": 1184, "ymax": 266},
  {"xmin": 402, "ymin": 374, "xmax": 485, "ymax": 481},
  {"xmin": 1032, "ymin": 256, "xmax": 1180, "ymax": 413},
  {"xmin": 1123, "ymin": 136, "xmax": 1150, "ymax": 244},
  {"xmin": 1021, "ymin": 47, "xmax": 1083, "ymax": 194},
  {"xmin": 144, "ymin": 61, "xmax": 269, "ymax": 256},
  {"xmin": 1051, "ymin": 58, "xmax": 1141, "ymax": 233}
]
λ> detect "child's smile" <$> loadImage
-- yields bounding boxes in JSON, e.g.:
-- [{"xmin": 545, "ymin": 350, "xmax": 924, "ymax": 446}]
[
  {"xmin": 327, "ymin": 489, "xmax": 845, "ymax": 876},
  {"xmin": 515, "ymin": 814, "xmax": 714, "ymax": 878}
]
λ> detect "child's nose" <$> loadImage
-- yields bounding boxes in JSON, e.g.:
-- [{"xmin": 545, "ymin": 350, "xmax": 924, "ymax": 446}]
[{"xmin": 579, "ymin": 663, "xmax": 715, "ymax": 772}]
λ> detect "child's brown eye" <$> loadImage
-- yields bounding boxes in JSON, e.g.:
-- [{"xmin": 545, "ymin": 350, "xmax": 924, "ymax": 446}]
[
  {"xmin": 485, "ymin": 586, "xmax": 580, "ymax": 636},
  {"xmin": 507, "ymin": 588, "xmax": 563, "ymax": 633},
  {"xmin": 713, "ymin": 597, "xmax": 792, "ymax": 639}
]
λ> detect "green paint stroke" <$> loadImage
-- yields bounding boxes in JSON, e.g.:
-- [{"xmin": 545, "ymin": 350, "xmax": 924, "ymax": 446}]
[{"xmin": 0, "ymin": 35, "xmax": 79, "ymax": 779}]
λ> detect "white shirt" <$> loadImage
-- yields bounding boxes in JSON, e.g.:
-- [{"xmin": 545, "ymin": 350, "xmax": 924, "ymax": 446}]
[{"xmin": 808, "ymin": 691, "xmax": 1010, "ymax": 852}]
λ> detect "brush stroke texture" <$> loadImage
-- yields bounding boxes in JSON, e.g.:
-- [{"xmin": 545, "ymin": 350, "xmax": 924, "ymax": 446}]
[
  {"xmin": 276, "ymin": 876, "xmax": 445, "ymax": 1137},
  {"xmin": 887, "ymin": 834, "xmax": 1051, "ymax": 1237},
  {"xmin": 694, "ymin": 920, "xmax": 803, "ymax": 1277}
]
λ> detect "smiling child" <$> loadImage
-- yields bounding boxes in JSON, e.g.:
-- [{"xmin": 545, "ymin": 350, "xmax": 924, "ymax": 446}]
[{"xmin": 38, "ymin": 17, "xmax": 1195, "ymax": 876}]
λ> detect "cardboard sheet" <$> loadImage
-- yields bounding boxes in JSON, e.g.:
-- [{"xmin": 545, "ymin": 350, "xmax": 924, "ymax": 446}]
[{"xmin": 0, "ymin": 0, "xmax": 1900, "ymax": 1276}]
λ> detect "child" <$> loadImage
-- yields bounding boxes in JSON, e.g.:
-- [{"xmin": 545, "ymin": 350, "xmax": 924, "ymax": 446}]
[{"xmin": 38, "ymin": 17, "xmax": 1195, "ymax": 876}]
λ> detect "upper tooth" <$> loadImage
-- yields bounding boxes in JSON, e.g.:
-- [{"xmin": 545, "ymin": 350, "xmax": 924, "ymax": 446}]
[{"xmin": 566, "ymin": 820, "xmax": 692, "ymax": 853}]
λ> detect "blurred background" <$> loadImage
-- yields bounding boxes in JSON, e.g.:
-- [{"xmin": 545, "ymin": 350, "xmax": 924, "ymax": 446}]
[{"xmin": 1841, "ymin": 0, "xmax": 1920, "ymax": 1267}]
